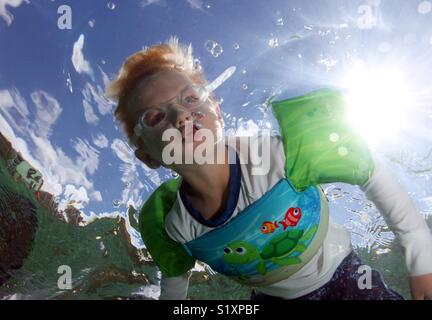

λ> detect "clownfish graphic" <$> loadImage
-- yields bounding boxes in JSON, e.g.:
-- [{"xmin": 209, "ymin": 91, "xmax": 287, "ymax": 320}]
[
  {"xmin": 260, "ymin": 221, "xmax": 279, "ymax": 234},
  {"xmin": 279, "ymin": 207, "xmax": 302, "ymax": 230}
]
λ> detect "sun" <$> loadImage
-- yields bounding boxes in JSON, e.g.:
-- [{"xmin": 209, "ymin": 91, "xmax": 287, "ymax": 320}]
[{"xmin": 342, "ymin": 65, "xmax": 412, "ymax": 146}]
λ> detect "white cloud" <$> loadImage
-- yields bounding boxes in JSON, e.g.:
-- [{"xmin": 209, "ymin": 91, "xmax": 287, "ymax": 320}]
[
  {"xmin": 61, "ymin": 184, "xmax": 90, "ymax": 210},
  {"xmin": 0, "ymin": 88, "xmax": 29, "ymax": 136},
  {"xmin": 0, "ymin": 112, "xmax": 45, "ymax": 179},
  {"xmin": 140, "ymin": 0, "xmax": 204, "ymax": 10},
  {"xmin": 0, "ymin": 0, "xmax": 28, "ymax": 26},
  {"xmin": 30, "ymin": 90, "xmax": 62, "ymax": 139},
  {"xmin": 0, "ymin": 88, "xmax": 102, "ymax": 211},
  {"xmin": 91, "ymin": 190, "xmax": 103, "ymax": 202},
  {"xmin": 110, "ymin": 138, "xmax": 152, "ymax": 210},
  {"xmin": 73, "ymin": 138, "xmax": 100, "ymax": 175},
  {"xmin": 235, "ymin": 119, "xmax": 260, "ymax": 136},
  {"xmin": 30, "ymin": 133, "xmax": 93, "ymax": 193},
  {"xmin": 92, "ymin": 133, "xmax": 109, "ymax": 148},
  {"xmin": 81, "ymin": 77, "xmax": 115, "ymax": 125},
  {"xmin": 185, "ymin": 0, "xmax": 204, "ymax": 10},
  {"xmin": 98, "ymin": 66, "xmax": 111, "ymax": 90},
  {"xmin": 111, "ymin": 138, "xmax": 135, "ymax": 165},
  {"xmin": 72, "ymin": 34, "xmax": 94, "ymax": 78},
  {"xmin": 82, "ymin": 82, "xmax": 113, "ymax": 117},
  {"xmin": 140, "ymin": 0, "xmax": 165, "ymax": 8},
  {"xmin": 82, "ymin": 210, "xmax": 121, "ymax": 225},
  {"xmin": 0, "ymin": 111, "xmax": 16, "ymax": 140},
  {"xmin": 82, "ymin": 99, "xmax": 99, "ymax": 124}
]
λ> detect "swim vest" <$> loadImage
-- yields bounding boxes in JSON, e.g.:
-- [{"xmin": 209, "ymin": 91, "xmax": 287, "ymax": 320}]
[{"xmin": 138, "ymin": 88, "xmax": 374, "ymax": 286}]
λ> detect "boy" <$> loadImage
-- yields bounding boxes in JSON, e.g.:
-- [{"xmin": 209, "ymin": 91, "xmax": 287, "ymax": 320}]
[{"xmin": 107, "ymin": 37, "xmax": 432, "ymax": 300}]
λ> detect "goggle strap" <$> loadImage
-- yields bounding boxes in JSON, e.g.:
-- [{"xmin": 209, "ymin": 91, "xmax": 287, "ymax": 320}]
[
  {"xmin": 205, "ymin": 66, "xmax": 236, "ymax": 93},
  {"xmin": 128, "ymin": 135, "xmax": 138, "ymax": 149}
]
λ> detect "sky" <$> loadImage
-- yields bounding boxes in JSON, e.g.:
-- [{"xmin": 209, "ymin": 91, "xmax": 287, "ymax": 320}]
[{"xmin": 1, "ymin": 0, "xmax": 432, "ymax": 249}]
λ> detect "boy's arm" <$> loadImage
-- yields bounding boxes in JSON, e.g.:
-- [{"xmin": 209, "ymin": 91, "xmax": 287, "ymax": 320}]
[
  {"xmin": 159, "ymin": 271, "xmax": 191, "ymax": 300},
  {"xmin": 360, "ymin": 159, "xmax": 432, "ymax": 299}
]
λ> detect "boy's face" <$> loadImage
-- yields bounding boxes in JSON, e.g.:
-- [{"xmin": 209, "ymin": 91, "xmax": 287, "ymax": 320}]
[{"xmin": 128, "ymin": 69, "xmax": 224, "ymax": 169}]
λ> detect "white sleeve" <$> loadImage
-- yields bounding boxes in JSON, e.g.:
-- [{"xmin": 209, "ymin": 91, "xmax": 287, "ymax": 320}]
[
  {"xmin": 159, "ymin": 271, "xmax": 191, "ymax": 300},
  {"xmin": 360, "ymin": 159, "xmax": 432, "ymax": 276}
]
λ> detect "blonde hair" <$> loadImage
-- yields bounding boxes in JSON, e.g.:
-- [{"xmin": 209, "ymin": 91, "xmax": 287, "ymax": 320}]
[{"xmin": 106, "ymin": 36, "xmax": 208, "ymax": 139}]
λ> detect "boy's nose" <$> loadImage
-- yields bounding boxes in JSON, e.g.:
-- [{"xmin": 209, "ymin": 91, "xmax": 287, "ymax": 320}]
[{"xmin": 170, "ymin": 107, "xmax": 192, "ymax": 128}]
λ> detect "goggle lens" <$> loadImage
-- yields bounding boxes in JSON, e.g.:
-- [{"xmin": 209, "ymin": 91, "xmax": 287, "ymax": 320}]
[
  {"xmin": 140, "ymin": 85, "xmax": 209, "ymax": 128},
  {"xmin": 142, "ymin": 109, "xmax": 167, "ymax": 127}
]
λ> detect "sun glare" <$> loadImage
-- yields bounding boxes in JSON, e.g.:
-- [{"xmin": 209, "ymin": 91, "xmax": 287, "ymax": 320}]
[{"xmin": 343, "ymin": 66, "xmax": 412, "ymax": 146}]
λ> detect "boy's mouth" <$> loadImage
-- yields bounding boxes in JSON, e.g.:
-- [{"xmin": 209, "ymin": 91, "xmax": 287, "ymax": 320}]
[{"xmin": 180, "ymin": 122, "xmax": 202, "ymax": 142}]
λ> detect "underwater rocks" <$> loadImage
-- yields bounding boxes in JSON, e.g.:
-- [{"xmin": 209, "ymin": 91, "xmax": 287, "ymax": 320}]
[
  {"xmin": 0, "ymin": 133, "xmax": 43, "ymax": 193},
  {"xmin": 55, "ymin": 264, "xmax": 150, "ymax": 299},
  {"xmin": 0, "ymin": 131, "xmax": 158, "ymax": 299},
  {"xmin": 0, "ymin": 188, "xmax": 38, "ymax": 286}
]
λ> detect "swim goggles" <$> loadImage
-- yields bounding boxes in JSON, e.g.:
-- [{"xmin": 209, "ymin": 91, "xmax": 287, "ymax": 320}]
[{"xmin": 129, "ymin": 66, "xmax": 236, "ymax": 148}]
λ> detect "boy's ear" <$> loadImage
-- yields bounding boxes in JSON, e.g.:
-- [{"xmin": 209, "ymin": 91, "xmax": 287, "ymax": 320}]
[
  {"xmin": 215, "ymin": 103, "xmax": 222, "ymax": 119},
  {"xmin": 215, "ymin": 103, "xmax": 224, "ymax": 127},
  {"xmin": 134, "ymin": 148, "xmax": 161, "ymax": 169}
]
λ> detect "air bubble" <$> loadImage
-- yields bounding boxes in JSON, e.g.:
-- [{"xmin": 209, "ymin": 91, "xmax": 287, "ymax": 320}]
[
  {"xmin": 418, "ymin": 1, "xmax": 432, "ymax": 14},
  {"xmin": 338, "ymin": 147, "xmax": 348, "ymax": 156},
  {"xmin": 268, "ymin": 37, "xmax": 279, "ymax": 48},
  {"xmin": 375, "ymin": 248, "xmax": 391, "ymax": 255},
  {"xmin": 65, "ymin": 72, "xmax": 73, "ymax": 93},
  {"xmin": 242, "ymin": 84, "xmax": 248, "ymax": 90},
  {"xmin": 258, "ymin": 103, "xmax": 268, "ymax": 114},
  {"xmin": 107, "ymin": 2, "xmax": 116, "ymax": 10},
  {"xmin": 204, "ymin": 40, "xmax": 214, "ymax": 51},
  {"xmin": 233, "ymin": 43, "xmax": 240, "ymax": 50},
  {"xmin": 329, "ymin": 133, "xmax": 339, "ymax": 142},
  {"xmin": 88, "ymin": 19, "xmax": 95, "ymax": 28},
  {"xmin": 204, "ymin": 40, "xmax": 223, "ymax": 58},
  {"xmin": 193, "ymin": 58, "xmax": 202, "ymax": 71},
  {"xmin": 276, "ymin": 18, "xmax": 284, "ymax": 26},
  {"xmin": 112, "ymin": 199, "xmax": 121, "ymax": 208},
  {"xmin": 318, "ymin": 29, "xmax": 331, "ymax": 37},
  {"xmin": 212, "ymin": 44, "xmax": 223, "ymax": 57}
]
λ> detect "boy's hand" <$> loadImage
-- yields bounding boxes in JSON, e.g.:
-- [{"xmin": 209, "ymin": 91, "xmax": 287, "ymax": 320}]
[{"xmin": 409, "ymin": 273, "xmax": 432, "ymax": 300}]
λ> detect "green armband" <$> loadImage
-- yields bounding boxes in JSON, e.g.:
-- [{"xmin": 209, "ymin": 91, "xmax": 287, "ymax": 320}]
[
  {"xmin": 139, "ymin": 178, "xmax": 195, "ymax": 277},
  {"xmin": 272, "ymin": 88, "xmax": 374, "ymax": 192}
]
